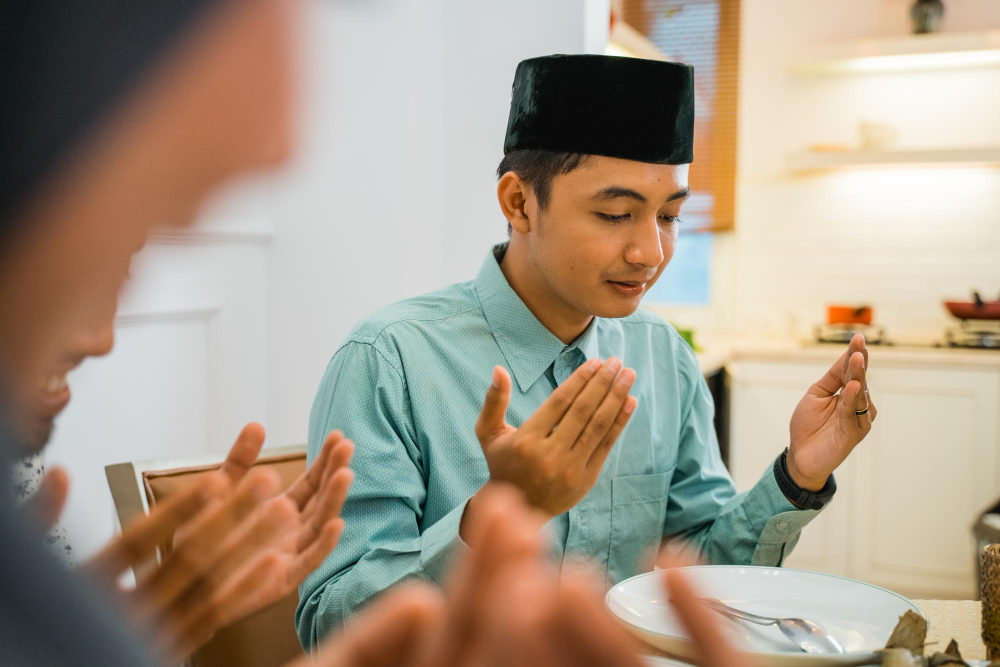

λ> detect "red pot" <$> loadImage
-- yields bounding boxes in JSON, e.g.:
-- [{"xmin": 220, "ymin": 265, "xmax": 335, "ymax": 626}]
[{"xmin": 944, "ymin": 300, "xmax": 1000, "ymax": 321}]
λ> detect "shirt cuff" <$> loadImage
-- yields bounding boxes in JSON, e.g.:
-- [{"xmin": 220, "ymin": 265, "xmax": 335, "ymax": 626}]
[
  {"xmin": 420, "ymin": 497, "xmax": 473, "ymax": 585},
  {"xmin": 746, "ymin": 462, "xmax": 825, "ymax": 566}
]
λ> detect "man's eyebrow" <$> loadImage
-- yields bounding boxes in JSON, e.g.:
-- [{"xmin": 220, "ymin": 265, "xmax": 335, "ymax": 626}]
[
  {"xmin": 590, "ymin": 186, "xmax": 691, "ymax": 204},
  {"xmin": 591, "ymin": 186, "xmax": 647, "ymax": 204},
  {"xmin": 667, "ymin": 187, "xmax": 691, "ymax": 203}
]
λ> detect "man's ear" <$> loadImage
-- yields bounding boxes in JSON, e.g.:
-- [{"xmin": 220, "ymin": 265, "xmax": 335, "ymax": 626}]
[{"xmin": 497, "ymin": 171, "xmax": 534, "ymax": 235}]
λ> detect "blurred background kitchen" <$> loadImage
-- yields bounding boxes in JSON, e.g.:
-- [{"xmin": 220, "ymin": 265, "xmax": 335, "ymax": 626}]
[{"xmin": 46, "ymin": 0, "xmax": 1000, "ymax": 601}]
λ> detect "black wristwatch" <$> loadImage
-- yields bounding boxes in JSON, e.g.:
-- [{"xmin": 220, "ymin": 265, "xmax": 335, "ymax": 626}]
[{"xmin": 773, "ymin": 448, "xmax": 836, "ymax": 511}]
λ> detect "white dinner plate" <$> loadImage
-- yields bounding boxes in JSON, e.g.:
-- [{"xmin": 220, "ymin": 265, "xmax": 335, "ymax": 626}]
[{"xmin": 607, "ymin": 566, "xmax": 926, "ymax": 667}]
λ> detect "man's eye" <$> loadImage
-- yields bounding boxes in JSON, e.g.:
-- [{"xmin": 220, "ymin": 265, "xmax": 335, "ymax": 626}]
[
  {"xmin": 596, "ymin": 212, "xmax": 630, "ymax": 222},
  {"xmin": 659, "ymin": 215, "xmax": 680, "ymax": 224}
]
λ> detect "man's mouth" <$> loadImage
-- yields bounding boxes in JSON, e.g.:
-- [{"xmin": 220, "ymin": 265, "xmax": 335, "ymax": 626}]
[{"xmin": 606, "ymin": 279, "xmax": 647, "ymax": 297}]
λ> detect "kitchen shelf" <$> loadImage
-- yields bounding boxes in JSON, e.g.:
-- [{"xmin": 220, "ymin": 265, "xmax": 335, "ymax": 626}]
[
  {"xmin": 786, "ymin": 146, "xmax": 1000, "ymax": 172},
  {"xmin": 794, "ymin": 30, "xmax": 1000, "ymax": 75}
]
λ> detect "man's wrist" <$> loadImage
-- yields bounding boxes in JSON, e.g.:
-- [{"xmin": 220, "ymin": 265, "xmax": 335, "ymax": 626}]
[
  {"xmin": 784, "ymin": 448, "xmax": 827, "ymax": 491},
  {"xmin": 774, "ymin": 448, "xmax": 837, "ymax": 511}
]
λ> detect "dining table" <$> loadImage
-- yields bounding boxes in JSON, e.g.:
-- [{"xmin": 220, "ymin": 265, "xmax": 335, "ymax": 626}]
[
  {"xmin": 913, "ymin": 599, "xmax": 986, "ymax": 661},
  {"xmin": 642, "ymin": 599, "xmax": 988, "ymax": 665}
]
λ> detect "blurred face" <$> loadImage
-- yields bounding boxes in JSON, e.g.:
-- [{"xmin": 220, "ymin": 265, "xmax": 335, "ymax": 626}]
[
  {"xmin": 15, "ymin": 298, "xmax": 117, "ymax": 452},
  {"xmin": 0, "ymin": 0, "xmax": 301, "ymax": 452},
  {"xmin": 513, "ymin": 155, "xmax": 689, "ymax": 322}
]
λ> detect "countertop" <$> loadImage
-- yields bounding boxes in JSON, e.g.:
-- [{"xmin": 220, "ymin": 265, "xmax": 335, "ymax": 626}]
[{"xmin": 694, "ymin": 334, "xmax": 1000, "ymax": 376}]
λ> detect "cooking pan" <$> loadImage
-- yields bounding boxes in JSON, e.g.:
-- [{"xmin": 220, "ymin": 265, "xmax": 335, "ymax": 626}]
[{"xmin": 943, "ymin": 291, "xmax": 1000, "ymax": 321}]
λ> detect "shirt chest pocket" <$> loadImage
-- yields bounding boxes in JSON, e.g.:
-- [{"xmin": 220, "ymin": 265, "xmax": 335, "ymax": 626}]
[{"xmin": 608, "ymin": 468, "xmax": 674, "ymax": 585}]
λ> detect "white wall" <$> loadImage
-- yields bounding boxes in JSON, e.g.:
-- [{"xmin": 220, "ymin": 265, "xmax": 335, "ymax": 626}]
[
  {"xmin": 262, "ymin": 0, "xmax": 591, "ymax": 446},
  {"xmin": 727, "ymin": 0, "xmax": 1000, "ymax": 341}
]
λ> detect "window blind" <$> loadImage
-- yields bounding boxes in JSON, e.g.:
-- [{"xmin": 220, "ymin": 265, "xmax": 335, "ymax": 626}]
[{"xmin": 621, "ymin": 0, "xmax": 740, "ymax": 232}]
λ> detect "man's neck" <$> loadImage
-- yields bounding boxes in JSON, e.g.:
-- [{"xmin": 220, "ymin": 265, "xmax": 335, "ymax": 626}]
[{"xmin": 499, "ymin": 238, "xmax": 593, "ymax": 345}]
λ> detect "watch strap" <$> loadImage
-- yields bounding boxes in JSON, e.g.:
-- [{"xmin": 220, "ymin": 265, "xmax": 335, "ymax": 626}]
[{"xmin": 773, "ymin": 448, "xmax": 836, "ymax": 511}]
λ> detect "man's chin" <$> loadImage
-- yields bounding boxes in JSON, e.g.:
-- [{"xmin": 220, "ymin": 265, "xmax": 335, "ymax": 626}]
[{"xmin": 588, "ymin": 295, "xmax": 643, "ymax": 320}]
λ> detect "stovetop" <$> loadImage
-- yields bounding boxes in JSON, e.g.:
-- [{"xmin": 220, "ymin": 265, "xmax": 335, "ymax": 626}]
[{"xmin": 944, "ymin": 320, "xmax": 1000, "ymax": 350}]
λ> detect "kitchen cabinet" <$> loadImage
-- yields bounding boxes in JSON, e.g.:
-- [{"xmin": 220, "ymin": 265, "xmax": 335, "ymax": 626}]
[{"xmin": 727, "ymin": 357, "xmax": 1000, "ymax": 599}]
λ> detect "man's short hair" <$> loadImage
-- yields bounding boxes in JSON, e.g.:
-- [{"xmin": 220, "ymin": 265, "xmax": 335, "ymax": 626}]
[{"xmin": 496, "ymin": 150, "xmax": 588, "ymax": 233}]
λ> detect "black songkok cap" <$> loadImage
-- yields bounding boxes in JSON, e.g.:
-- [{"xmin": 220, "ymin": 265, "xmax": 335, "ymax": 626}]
[{"xmin": 503, "ymin": 54, "xmax": 695, "ymax": 165}]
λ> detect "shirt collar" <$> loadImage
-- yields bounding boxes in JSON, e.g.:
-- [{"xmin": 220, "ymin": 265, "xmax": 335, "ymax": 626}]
[{"xmin": 475, "ymin": 243, "xmax": 600, "ymax": 393}]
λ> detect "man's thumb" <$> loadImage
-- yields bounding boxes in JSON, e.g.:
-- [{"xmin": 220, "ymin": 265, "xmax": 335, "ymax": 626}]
[{"xmin": 475, "ymin": 366, "xmax": 512, "ymax": 445}]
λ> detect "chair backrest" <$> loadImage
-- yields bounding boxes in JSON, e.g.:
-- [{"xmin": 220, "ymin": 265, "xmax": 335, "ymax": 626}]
[{"xmin": 106, "ymin": 446, "xmax": 308, "ymax": 667}]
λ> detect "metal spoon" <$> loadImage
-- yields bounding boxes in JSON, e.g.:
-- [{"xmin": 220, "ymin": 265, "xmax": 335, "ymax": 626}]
[{"xmin": 701, "ymin": 598, "xmax": 846, "ymax": 655}]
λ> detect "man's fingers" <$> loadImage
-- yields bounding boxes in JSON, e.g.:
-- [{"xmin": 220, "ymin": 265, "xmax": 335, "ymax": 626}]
[
  {"xmin": 474, "ymin": 366, "xmax": 514, "ymax": 445},
  {"xmin": 547, "ymin": 358, "xmax": 623, "ymax": 448},
  {"xmin": 26, "ymin": 466, "xmax": 70, "ymax": 532},
  {"xmin": 219, "ymin": 422, "xmax": 266, "ymax": 482},
  {"xmin": 838, "ymin": 358, "xmax": 872, "ymax": 438},
  {"xmin": 665, "ymin": 568, "xmax": 750, "ymax": 667},
  {"xmin": 813, "ymin": 334, "xmax": 869, "ymax": 397},
  {"xmin": 522, "ymin": 358, "xmax": 604, "ymax": 434},
  {"xmin": 569, "ymin": 366, "xmax": 634, "ymax": 458},
  {"xmin": 86, "ymin": 473, "xmax": 230, "ymax": 581},
  {"xmin": 587, "ymin": 395, "xmax": 637, "ymax": 471}
]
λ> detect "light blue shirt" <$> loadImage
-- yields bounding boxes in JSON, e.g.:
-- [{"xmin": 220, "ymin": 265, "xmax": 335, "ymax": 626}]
[{"xmin": 296, "ymin": 244, "xmax": 822, "ymax": 650}]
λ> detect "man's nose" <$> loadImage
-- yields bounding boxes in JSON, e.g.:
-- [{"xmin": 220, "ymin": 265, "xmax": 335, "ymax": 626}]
[{"xmin": 623, "ymin": 217, "xmax": 665, "ymax": 268}]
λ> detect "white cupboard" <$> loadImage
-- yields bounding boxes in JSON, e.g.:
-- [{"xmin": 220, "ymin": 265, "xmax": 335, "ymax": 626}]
[{"xmin": 727, "ymin": 355, "xmax": 1000, "ymax": 599}]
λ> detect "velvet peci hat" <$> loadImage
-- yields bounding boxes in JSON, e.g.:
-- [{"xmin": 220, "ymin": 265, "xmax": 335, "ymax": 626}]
[{"xmin": 503, "ymin": 54, "xmax": 695, "ymax": 165}]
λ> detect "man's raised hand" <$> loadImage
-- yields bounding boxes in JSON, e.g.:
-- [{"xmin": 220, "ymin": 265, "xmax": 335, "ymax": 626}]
[{"xmin": 467, "ymin": 358, "xmax": 636, "ymax": 527}]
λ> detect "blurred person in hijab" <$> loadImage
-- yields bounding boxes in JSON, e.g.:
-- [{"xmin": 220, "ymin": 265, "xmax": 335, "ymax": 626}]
[{"xmin": 0, "ymin": 0, "xmax": 349, "ymax": 662}]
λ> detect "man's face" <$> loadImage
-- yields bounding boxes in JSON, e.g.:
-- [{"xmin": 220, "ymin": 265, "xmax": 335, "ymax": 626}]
[
  {"xmin": 0, "ymin": 0, "xmax": 301, "ymax": 452},
  {"xmin": 526, "ymin": 155, "xmax": 690, "ymax": 320}
]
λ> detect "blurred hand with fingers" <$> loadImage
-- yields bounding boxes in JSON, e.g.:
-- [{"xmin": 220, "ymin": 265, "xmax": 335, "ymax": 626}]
[
  {"xmin": 664, "ymin": 567, "xmax": 750, "ymax": 667},
  {"xmin": 658, "ymin": 552, "xmax": 750, "ymax": 667},
  {"xmin": 301, "ymin": 483, "xmax": 649, "ymax": 667},
  {"xmin": 81, "ymin": 424, "xmax": 354, "ymax": 662}
]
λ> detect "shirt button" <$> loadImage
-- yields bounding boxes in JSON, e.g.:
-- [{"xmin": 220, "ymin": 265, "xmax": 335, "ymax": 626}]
[{"xmin": 776, "ymin": 520, "xmax": 789, "ymax": 531}]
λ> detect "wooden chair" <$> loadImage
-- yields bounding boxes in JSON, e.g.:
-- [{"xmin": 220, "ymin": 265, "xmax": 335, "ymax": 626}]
[{"xmin": 105, "ymin": 445, "xmax": 308, "ymax": 667}]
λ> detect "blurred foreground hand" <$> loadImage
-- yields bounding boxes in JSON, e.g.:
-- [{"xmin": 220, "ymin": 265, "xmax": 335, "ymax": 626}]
[
  {"xmin": 32, "ymin": 424, "xmax": 354, "ymax": 661},
  {"xmin": 300, "ymin": 483, "xmax": 649, "ymax": 667}
]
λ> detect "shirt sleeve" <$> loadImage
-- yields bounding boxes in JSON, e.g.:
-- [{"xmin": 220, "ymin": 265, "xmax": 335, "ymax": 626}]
[
  {"xmin": 662, "ymin": 336, "xmax": 825, "ymax": 567},
  {"xmin": 294, "ymin": 340, "xmax": 470, "ymax": 652}
]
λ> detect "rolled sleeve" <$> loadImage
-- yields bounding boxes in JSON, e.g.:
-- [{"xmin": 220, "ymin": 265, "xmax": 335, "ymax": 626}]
[
  {"xmin": 744, "ymin": 464, "xmax": 823, "ymax": 566},
  {"xmin": 295, "ymin": 340, "xmax": 470, "ymax": 651}
]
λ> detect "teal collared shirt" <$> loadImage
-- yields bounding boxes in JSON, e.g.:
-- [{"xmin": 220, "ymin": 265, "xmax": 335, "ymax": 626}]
[{"xmin": 296, "ymin": 244, "xmax": 822, "ymax": 650}]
